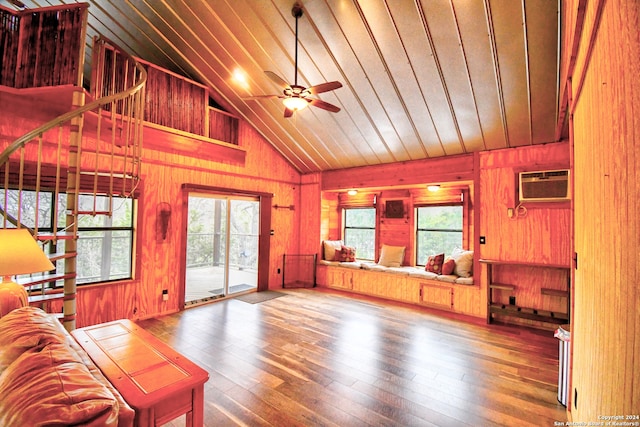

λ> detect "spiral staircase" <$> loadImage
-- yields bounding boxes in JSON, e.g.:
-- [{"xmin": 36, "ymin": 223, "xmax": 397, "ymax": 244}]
[{"xmin": 0, "ymin": 6, "xmax": 146, "ymax": 330}]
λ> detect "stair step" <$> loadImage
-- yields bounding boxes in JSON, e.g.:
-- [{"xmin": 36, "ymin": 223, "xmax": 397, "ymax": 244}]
[
  {"xmin": 75, "ymin": 210, "xmax": 112, "ymax": 216},
  {"xmin": 17, "ymin": 272, "xmax": 75, "ymax": 286},
  {"xmin": 36, "ymin": 232, "xmax": 75, "ymax": 241},
  {"xmin": 28, "ymin": 293, "xmax": 65, "ymax": 304},
  {"xmin": 47, "ymin": 251, "xmax": 77, "ymax": 262}
]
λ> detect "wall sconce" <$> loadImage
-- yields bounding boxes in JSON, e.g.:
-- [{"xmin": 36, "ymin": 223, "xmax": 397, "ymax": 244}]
[{"xmin": 156, "ymin": 203, "xmax": 171, "ymax": 242}]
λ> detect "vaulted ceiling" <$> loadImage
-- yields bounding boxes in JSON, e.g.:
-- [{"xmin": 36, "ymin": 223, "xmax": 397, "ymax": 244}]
[{"xmin": 9, "ymin": 0, "xmax": 561, "ymax": 174}]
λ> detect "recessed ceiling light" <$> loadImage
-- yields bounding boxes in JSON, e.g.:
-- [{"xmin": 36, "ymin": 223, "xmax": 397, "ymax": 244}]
[
  {"xmin": 427, "ymin": 185, "xmax": 440, "ymax": 192},
  {"xmin": 232, "ymin": 68, "xmax": 249, "ymax": 89},
  {"xmin": 347, "ymin": 189, "xmax": 358, "ymax": 195}
]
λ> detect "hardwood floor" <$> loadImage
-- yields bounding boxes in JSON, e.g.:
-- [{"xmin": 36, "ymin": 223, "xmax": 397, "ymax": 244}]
[{"xmin": 137, "ymin": 288, "xmax": 568, "ymax": 426}]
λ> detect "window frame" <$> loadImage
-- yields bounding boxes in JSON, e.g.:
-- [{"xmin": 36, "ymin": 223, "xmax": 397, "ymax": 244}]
[
  {"xmin": 2, "ymin": 187, "xmax": 137, "ymax": 287},
  {"xmin": 342, "ymin": 207, "xmax": 377, "ymax": 261},
  {"xmin": 75, "ymin": 193, "xmax": 137, "ymax": 285},
  {"xmin": 414, "ymin": 203, "xmax": 464, "ymax": 266}
]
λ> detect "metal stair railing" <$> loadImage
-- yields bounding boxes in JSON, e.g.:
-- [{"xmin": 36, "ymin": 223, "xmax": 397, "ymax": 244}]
[{"xmin": 0, "ymin": 36, "xmax": 146, "ymax": 331}]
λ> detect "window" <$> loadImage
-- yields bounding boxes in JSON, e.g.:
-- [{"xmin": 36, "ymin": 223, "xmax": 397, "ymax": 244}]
[
  {"xmin": 415, "ymin": 205, "xmax": 463, "ymax": 265},
  {"xmin": 75, "ymin": 194, "xmax": 135, "ymax": 284},
  {"xmin": 343, "ymin": 207, "xmax": 376, "ymax": 260},
  {"xmin": 2, "ymin": 189, "xmax": 135, "ymax": 285}
]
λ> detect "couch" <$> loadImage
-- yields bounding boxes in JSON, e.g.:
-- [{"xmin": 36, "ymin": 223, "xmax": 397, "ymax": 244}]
[{"xmin": 0, "ymin": 306, "xmax": 135, "ymax": 426}]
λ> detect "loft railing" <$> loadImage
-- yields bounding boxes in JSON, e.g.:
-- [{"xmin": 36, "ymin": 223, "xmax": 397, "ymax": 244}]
[{"xmin": 0, "ymin": 35, "xmax": 146, "ymax": 331}]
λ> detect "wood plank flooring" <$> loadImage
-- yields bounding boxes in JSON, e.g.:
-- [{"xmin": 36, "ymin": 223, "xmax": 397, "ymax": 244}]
[{"xmin": 137, "ymin": 288, "xmax": 569, "ymax": 426}]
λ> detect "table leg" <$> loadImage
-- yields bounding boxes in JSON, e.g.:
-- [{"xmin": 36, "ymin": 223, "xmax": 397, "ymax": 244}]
[{"xmin": 190, "ymin": 385, "xmax": 205, "ymax": 427}]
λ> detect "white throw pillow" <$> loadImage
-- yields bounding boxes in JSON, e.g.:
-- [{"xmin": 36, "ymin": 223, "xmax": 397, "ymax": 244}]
[
  {"xmin": 378, "ymin": 244, "xmax": 406, "ymax": 267},
  {"xmin": 451, "ymin": 248, "xmax": 474, "ymax": 277},
  {"xmin": 323, "ymin": 240, "xmax": 344, "ymax": 260}
]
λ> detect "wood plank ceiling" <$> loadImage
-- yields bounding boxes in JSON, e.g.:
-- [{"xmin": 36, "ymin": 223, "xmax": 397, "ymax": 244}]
[{"xmin": 8, "ymin": 0, "xmax": 561, "ymax": 174}]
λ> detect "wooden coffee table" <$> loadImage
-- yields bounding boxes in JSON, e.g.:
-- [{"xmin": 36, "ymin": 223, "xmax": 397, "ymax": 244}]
[{"xmin": 72, "ymin": 319, "xmax": 209, "ymax": 427}]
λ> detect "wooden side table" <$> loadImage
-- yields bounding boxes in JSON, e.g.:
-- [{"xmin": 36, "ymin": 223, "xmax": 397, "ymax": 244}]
[{"xmin": 72, "ymin": 319, "xmax": 209, "ymax": 427}]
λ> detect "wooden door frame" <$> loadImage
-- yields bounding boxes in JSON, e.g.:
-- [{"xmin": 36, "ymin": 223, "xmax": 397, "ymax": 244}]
[{"xmin": 179, "ymin": 184, "xmax": 272, "ymax": 308}]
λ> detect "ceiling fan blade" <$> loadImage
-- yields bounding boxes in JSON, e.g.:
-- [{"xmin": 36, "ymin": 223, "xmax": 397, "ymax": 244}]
[
  {"xmin": 243, "ymin": 94, "xmax": 283, "ymax": 100},
  {"xmin": 307, "ymin": 81, "xmax": 342, "ymax": 95},
  {"xmin": 265, "ymin": 71, "xmax": 290, "ymax": 89},
  {"xmin": 309, "ymin": 98, "xmax": 341, "ymax": 113},
  {"xmin": 284, "ymin": 107, "xmax": 294, "ymax": 118}
]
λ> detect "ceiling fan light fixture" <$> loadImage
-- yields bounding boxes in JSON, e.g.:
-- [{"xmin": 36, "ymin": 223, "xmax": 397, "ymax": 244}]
[
  {"xmin": 246, "ymin": 2, "xmax": 342, "ymax": 118},
  {"xmin": 282, "ymin": 96, "xmax": 309, "ymax": 111}
]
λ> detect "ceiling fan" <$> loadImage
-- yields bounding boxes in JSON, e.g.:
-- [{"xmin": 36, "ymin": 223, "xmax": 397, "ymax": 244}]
[{"xmin": 246, "ymin": 2, "xmax": 342, "ymax": 118}]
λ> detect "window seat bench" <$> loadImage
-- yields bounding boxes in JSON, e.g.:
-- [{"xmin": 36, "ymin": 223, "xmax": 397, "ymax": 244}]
[{"xmin": 316, "ymin": 260, "xmax": 484, "ymax": 318}]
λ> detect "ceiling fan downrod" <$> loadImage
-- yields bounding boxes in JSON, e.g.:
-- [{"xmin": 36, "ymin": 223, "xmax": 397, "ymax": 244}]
[{"xmin": 292, "ymin": 2, "xmax": 304, "ymax": 87}]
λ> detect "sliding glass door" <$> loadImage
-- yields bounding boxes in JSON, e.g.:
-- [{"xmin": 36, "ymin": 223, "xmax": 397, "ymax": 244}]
[{"xmin": 184, "ymin": 193, "xmax": 259, "ymax": 305}]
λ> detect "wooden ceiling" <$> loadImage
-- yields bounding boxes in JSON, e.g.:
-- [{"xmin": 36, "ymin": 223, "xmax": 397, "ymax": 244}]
[{"xmin": 9, "ymin": 0, "xmax": 561, "ymax": 174}]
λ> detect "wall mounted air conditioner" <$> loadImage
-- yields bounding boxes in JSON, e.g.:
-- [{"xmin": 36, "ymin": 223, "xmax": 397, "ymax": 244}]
[{"xmin": 519, "ymin": 169, "xmax": 570, "ymax": 202}]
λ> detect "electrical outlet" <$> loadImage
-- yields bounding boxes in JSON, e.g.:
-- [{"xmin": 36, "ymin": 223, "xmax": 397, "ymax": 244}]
[
  {"xmin": 277, "ymin": 268, "xmax": 281, "ymax": 274},
  {"xmin": 479, "ymin": 236, "xmax": 486, "ymax": 244},
  {"xmin": 162, "ymin": 289, "xmax": 168, "ymax": 301}
]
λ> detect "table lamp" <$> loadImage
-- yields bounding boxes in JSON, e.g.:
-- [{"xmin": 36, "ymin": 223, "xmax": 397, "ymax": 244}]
[{"xmin": 0, "ymin": 228, "xmax": 55, "ymax": 317}]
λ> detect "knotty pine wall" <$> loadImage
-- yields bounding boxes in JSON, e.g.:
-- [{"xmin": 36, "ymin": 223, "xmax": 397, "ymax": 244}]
[
  {"xmin": 113, "ymin": 121, "xmax": 302, "ymax": 325},
  {"xmin": 321, "ymin": 154, "xmax": 476, "ymax": 265},
  {"xmin": 320, "ymin": 144, "xmax": 570, "ymax": 325},
  {"xmin": 479, "ymin": 143, "xmax": 571, "ymax": 325},
  {"xmin": 0, "ymin": 103, "xmax": 304, "ymax": 326},
  {"xmin": 565, "ymin": 0, "xmax": 639, "ymax": 419}
]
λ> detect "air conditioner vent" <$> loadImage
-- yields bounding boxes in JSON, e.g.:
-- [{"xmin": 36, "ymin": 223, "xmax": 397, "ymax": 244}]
[{"xmin": 519, "ymin": 169, "xmax": 570, "ymax": 202}]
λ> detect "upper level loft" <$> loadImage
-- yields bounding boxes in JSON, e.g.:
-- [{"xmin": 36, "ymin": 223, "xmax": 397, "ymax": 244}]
[{"xmin": 0, "ymin": 3, "xmax": 245, "ymax": 165}]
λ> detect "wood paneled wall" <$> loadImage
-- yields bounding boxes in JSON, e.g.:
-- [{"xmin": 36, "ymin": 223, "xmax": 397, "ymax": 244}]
[
  {"xmin": 567, "ymin": 0, "xmax": 640, "ymax": 419},
  {"xmin": 322, "ymin": 154, "xmax": 474, "ymax": 191},
  {"xmin": 478, "ymin": 143, "xmax": 571, "ymax": 328},
  {"xmin": 299, "ymin": 173, "xmax": 322, "ymax": 255},
  {"xmin": 1, "ymin": 98, "xmax": 303, "ymax": 326},
  {"xmin": 478, "ymin": 143, "xmax": 571, "ymax": 264}
]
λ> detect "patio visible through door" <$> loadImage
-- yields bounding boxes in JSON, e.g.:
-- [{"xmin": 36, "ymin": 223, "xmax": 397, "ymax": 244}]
[{"xmin": 184, "ymin": 193, "xmax": 259, "ymax": 304}]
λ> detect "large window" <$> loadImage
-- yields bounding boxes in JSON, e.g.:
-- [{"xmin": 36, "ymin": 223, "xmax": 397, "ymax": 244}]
[
  {"xmin": 2, "ymin": 189, "xmax": 135, "ymax": 285},
  {"xmin": 343, "ymin": 208, "xmax": 376, "ymax": 260},
  {"xmin": 415, "ymin": 205, "xmax": 463, "ymax": 265}
]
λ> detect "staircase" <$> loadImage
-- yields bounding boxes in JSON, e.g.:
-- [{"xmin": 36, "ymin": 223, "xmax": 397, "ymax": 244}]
[{"xmin": 0, "ymin": 25, "xmax": 146, "ymax": 330}]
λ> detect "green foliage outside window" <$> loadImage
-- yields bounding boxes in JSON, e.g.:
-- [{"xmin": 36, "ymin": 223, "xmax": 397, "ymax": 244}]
[
  {"xmin": 416, "ymin": 205, "xmax": 463, "ymax": 265},
  {"xmin": 344, "ymin": 208, "xmax": 376, "ymax": 260},
  {"xmin": 1, "ymin": 189, "xmax": 135, "ymax": 285}
]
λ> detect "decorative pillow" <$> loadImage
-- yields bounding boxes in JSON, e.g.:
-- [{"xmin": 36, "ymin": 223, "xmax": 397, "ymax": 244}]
[
  {"xmin": 442, "ymin": 257, "xmax": 456, "ymax": 275},
  {"xmin": 378, "ymin": 244, "xmax": 405, "ymax": 267},
  {"xmin": 425, "ymin": 253, "xmax": 445, "ymax": 273},
  {"xmin": 451, "ymin": 248, "xmax": 474, "ymax": 278},
  {"xmin": 323, "ymin": 240, "xmax": 344, "ymax": 261},
  {"xmin": 333, "ymin": 245, "xmax": 356, "ymax": 262}
]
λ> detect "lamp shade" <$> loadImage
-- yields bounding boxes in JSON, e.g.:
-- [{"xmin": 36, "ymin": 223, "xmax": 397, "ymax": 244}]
[{"xmin": 0, "ymin": 229, "xmax": 55, "ymax": 277}]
